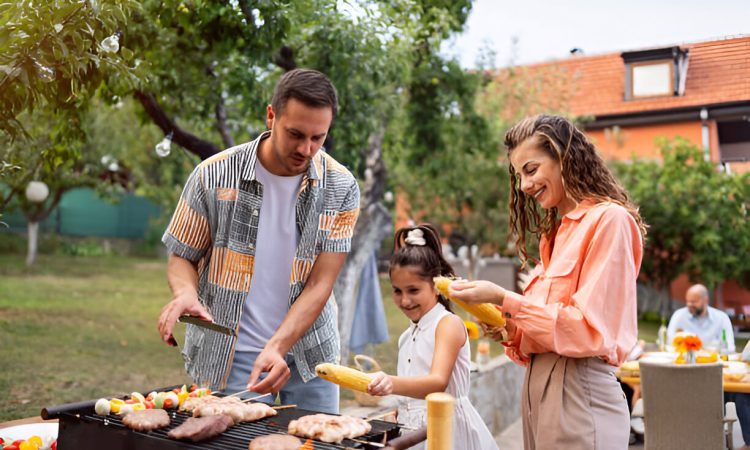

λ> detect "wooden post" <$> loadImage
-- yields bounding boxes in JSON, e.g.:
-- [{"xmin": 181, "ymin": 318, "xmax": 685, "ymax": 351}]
[{"xmin": 426, "ymin": 392, "xmax": 454, "ymax": 450}]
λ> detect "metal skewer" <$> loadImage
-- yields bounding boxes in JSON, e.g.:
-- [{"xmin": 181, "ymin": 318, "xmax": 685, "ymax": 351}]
[
  {"xmin": 226, "ymin": 389, "xmax": 251, "ymax": 397},
  {"xmin": 365, "ymin": 410, "xmax": 397, "ymax": 422},
  {"xmin": 351, "ymin": 438, "xmax": 385, "ymax": 448},
  {"xmin": 240, "ymin": 392, "xmax": 274, "ymax": 403},
  {"xmin": 272, "ymin": 404, "xmax": 297, "ymax": 410}
]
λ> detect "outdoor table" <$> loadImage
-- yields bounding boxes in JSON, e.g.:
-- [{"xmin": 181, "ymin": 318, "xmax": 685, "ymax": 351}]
[
  {"xmin": 618, "ymin": 351, "xmax": 750, "ymax": 393},
  {"xmin": 0, "ymin": 416, "xmax": 56, "ymax": 429}
]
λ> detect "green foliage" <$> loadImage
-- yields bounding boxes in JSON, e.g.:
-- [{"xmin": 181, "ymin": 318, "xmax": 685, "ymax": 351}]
[
  {"xmin": 62, "ymin": 239, "xmax": 110, "ymax": 256},
  {"xmin": 288, "ymin": 2, "xmax": 411, "ymax": 174},
  {"xmin": 381, "ymin": 0, "xmax": 506, "ymax": 252},
  {"xmin": 2, "ymin": 0, "xmax": 500, "ymax": 254},
  {"xmin": 614, "ymin": 138, "xmax": 750, "ymax": 290},
  {"xmin": 121, "ymin": 0, "xmax": 292, "ymax": 145},
  {"xmin": 0, "ymin": 232, "xmax": 25, "ymax": 254},
  {"xmin": 0, "ymin": 0, "xmax": 144, "ymax": 143},
  {"xmin": 384, "ymin": 10, "xmax": 577, "ymax": 255},
  {"xmin": 81, "ymin": 97, "xmax": 193, "ymax": 213},
  {"xmin": 0, "ymin": 108, "xmax": 100, "ymax": 223}
]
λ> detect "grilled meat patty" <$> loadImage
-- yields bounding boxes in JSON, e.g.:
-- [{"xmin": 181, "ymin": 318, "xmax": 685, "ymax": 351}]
[
  {"xmin": 121, "ymin": 409, "xmax": 171, "ymax": 431},
  {"xmin": 167, "ymin": 414, "xmax": 235, "ymax": 442},
  {"xmin": 288, "ymin": 413, "xmax": 372, "ymax": 443},
  {"xmin": 193, "ymin": 401, "xmax": 277, "ymax": 424},
  {"xmin": 248, "ymin": 434, "xmax": 302, "ymax": 450}
]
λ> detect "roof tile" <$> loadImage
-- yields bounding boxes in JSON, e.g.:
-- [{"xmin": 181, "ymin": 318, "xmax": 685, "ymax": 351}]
[{"xmin": 492, "ymin": 36, "xmax": 750, "ymax": 117}]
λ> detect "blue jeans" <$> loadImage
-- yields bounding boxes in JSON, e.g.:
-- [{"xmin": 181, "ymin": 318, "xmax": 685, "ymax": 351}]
[{"xmin": 225, "ymin": 350, "xmax": 339, "ymax": 414}]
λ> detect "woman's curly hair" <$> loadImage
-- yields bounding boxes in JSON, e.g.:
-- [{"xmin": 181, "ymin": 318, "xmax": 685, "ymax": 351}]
[{"xmin": 505, "ymin": 115, "xmax": 647, "ymax": 266}]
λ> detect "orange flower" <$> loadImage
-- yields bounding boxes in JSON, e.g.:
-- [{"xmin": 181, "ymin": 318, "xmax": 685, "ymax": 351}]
[
  {"xmin": 672, "ymin": 335, "xmax": 685, "ymax": 351},
  {"xmin": 683, "ymin": 335, "xmax": 702, "ymax": 351}
]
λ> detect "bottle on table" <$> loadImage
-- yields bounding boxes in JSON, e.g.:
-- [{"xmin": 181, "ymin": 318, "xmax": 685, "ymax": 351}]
[
  {"xmin": 476, "ymin": 339, "xmax": 491, "ymax": 367},
  {"xmin": 720, "ymin": 329, "xmax": 729, "ymax": 361},
  {"xmin": 657, "ymin": 318, "xmax": 668, "ymax": 352}
]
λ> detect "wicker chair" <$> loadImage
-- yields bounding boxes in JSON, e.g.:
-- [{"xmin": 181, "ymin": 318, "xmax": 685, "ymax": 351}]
[{"xmin": 639, "ymin": 361, "xmax": 737, "ymax": 449}]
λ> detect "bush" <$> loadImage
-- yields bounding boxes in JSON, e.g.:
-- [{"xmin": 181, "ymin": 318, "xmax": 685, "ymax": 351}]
[
  {"xmin": 61, "ymin": 239, "xmax": 110, "ymax": 257},
  {"xmin": 0, "ymin": 232, "xmax": 25, "ymax": 254}
]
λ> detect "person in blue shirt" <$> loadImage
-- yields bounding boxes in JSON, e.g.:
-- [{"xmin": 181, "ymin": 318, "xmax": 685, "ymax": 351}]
[{"xmin": 666, "ymin": 284, "xmax": 735, "ymax": 352}]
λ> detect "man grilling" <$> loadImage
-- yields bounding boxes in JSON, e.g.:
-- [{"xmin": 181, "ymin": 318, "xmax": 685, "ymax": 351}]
[{"xmin": 157, "ymin": 69, "xmax": 360, "ymax": 414}]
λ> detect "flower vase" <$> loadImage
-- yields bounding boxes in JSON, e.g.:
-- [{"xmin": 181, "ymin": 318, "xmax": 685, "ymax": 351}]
[{"xmin": 685, "ymin": 350, "xmax": 697, "ymax": 364}]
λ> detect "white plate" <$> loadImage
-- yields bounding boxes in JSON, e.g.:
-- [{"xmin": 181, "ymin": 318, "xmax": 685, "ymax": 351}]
[
  {"xmin": 643, "ymin": 351, "xmax": 677, "ymax": 359},
  {"xmin": 639, "ymin": 355, "xmax": 675, "ymax": 364},
  {"xmin": 0, "ymin": 422, "xmax": 58, "ymax": 441}
]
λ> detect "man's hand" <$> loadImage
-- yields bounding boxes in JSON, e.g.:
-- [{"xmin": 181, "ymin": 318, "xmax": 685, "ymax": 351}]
[
  {"xmin": 448, "ymin": 279, "xmax": 506, "ymax": 306},
  {"xmin": 367, "ymin": 371, "xmax": 393, "ymax": 396},
  {"xmin": 158, "ymin": 293, "xmax": 213, "ymax": 346},
  {"xmin": 246, "ymin": 348, "xmax": 291, "ymax": 395}
]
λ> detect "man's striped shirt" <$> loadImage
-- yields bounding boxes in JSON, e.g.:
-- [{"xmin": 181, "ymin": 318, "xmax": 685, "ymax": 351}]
[{"xmin": 162, "ymin": 131, "xmax": 360, "ymax": 388}]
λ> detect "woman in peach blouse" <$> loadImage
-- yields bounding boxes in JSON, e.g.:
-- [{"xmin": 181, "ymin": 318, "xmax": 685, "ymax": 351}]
[{"xmin": 450, "ymin": 115, "xmax": 647, "ymax": 450}]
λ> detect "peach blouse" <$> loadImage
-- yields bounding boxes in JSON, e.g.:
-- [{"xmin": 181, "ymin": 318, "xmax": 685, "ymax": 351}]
[{"xmin": 502, "ymin": 201, "xmax": 643, "ymax": 367}]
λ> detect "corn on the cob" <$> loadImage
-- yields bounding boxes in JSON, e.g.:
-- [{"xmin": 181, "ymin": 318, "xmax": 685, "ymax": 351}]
[
  {"xmin": 433, "ymin": 276, "xmax": 506, "ymax": 327},
  {"xmin": 315, "ymin": 363, "xmax": 374, "ymax": 393}
]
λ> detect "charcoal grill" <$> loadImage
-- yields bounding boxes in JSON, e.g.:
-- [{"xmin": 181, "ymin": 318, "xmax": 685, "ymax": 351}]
[{"xmin": 42, "ymin": 388, "xmax": 424, "ymax": 450}]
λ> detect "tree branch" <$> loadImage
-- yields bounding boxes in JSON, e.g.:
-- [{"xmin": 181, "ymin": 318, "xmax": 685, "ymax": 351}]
[
  {"xmin": 236, "ymin": 0, "xmax": 255, "ymax": 27},
  {"xmin": 274, "ymin": 46, "xmax": 297, "ymax": 72},
  {"xmin": 215, "ymin": 96, "xmax": 234, "ymax": 148},
  {"xmin": 133, "ymin": 91, "xmax": 220, "ymax": 160},
  {"xmin": 335, "ymin": 126, "xmax": 392, "ymax": 362}
]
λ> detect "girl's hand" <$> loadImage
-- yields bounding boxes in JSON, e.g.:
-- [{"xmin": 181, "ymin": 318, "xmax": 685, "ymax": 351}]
[
  {"xmin": 367, "ymin": 371, "xmax": 393, "ymax": 396},
  {"xmin": 448, "ymin": 280, "xmax": 506, "ymax": 306}
]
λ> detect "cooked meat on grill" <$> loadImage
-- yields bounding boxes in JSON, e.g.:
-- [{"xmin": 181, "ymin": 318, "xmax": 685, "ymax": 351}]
[
  {"xmin": 193, "ymin": 401, "xmax": 277, "ymax": 424},
  {"xmin": 180, "ymin": 395, "xmax": 241, "ymax": 413},
  {"xmin": 121, "ymin": 409, "xmax": 171, "ymax": 431},
  {"xmin": 248, "ymin": 434, "xmax": 302, "ymax": 450},
  {"xmin": 288, "ymin": 413, "xmax": 372, "ymax": 443},
  {"xmin": 167, "ymin": 415, "xmax": 235, "ymax": 442}
]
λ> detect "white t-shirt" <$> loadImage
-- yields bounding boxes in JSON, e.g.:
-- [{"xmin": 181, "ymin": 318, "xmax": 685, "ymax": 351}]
[{"xmin": 236, "ymin": 159, "xmax": 302, "ymax": 352}]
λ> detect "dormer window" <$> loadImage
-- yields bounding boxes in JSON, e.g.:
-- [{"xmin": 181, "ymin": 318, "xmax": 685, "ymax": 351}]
[
  {"xmin": 622, "ymin": 46, "xmax": 689, "ymax": 100},
  {"xmin": 631, "ymin": 60, "xmax": 672, "ymax": 97}
]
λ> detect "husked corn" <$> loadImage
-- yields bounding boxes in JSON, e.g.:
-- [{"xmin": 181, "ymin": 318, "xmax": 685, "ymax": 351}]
[
  {"xmin": 315, "ymin": 363, "xmax": 373, "ymax": 393},
  {"xmin": 433, "ymin": 276, "xmax": 507, "ymax": 327}
]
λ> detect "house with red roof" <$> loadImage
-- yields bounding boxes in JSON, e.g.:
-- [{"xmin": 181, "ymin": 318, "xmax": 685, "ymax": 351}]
[{"xmin": 493, "ymin": 35, "xmax": 750, "ymax": 308}]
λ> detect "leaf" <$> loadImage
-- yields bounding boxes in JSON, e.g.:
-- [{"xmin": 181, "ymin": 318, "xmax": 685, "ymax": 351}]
[{"xmin": 120, "ymin": 46, "xmax": 133, "ymax": 61}]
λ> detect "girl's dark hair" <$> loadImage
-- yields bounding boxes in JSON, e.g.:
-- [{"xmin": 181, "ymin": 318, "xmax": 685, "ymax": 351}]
[
  {"xmin": 390, "ymin": 223, "xmax": 456, "ymax": 312},
  {"xmin": 505, "ymin": 115, "xmax": 647, "ymax": 267}
]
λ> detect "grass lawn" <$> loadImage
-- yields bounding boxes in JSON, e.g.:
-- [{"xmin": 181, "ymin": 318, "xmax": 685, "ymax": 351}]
[
  {"xmin": 0, "ymin": 253, "xmax": 190, "ymax": 422},
  {"xmin": 2, "ymin": 252, "xmax": 734, "ymax": 421}
]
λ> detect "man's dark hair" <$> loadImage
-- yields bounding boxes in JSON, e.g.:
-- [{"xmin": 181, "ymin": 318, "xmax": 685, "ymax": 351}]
[{"xmin": 271, "ymin": 69, "xmax": 338, "ymax": 118}]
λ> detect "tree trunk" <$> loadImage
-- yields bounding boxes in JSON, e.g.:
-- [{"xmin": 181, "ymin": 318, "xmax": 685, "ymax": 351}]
[
  {"xmin": 334, "ymin": 127, "xmax": 391, "ymax": 363},
  {"xmin": 215, "ymin": 97, "xmax": 234, "ymax": 149},
  {"xmin": 26, "ymin": 221, "xmax": 39, "ymax": 266}
]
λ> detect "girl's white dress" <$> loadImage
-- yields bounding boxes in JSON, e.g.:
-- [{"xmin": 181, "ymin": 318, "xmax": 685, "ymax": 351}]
[{"xmin": 397, "ymin": 302, "xmax": 499, "ymax": 450}]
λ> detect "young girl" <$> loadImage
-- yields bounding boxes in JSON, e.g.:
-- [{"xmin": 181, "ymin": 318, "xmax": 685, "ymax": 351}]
[{"xmin": 367, "ymin": 224, "xmax": 498, "ymax": 450}]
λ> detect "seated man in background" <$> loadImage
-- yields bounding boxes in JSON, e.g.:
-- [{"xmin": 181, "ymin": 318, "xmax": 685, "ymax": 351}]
[
  {"xmin": 667, "ymin": 284, "xmax": 735, "ymax": 352},
  {"xmin": 669, "ymin": 284, "xmax": 746, "ymax": 447}
]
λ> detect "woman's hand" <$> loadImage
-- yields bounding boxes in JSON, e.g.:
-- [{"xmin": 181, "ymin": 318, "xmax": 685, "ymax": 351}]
[
  {"xmin": 448, "ymin": 279, "xmax": 506, "ymax": 306},
  {"xmin": 367, "ymin": 371, "xmax": 393, "ymax": 396},
  {"xmin": 480, "ymin": 321, "xmax": 515, "ymax": 343}
]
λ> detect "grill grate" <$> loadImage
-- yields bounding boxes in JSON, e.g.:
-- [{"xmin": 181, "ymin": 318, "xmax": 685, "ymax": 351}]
[
  {"xmin": 46, "ymin": 394, "xmax": 400, "ymax": 450},
  {"xmin": 75, "ymin": 407, "xmax": 395, "ymax": 449}
]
